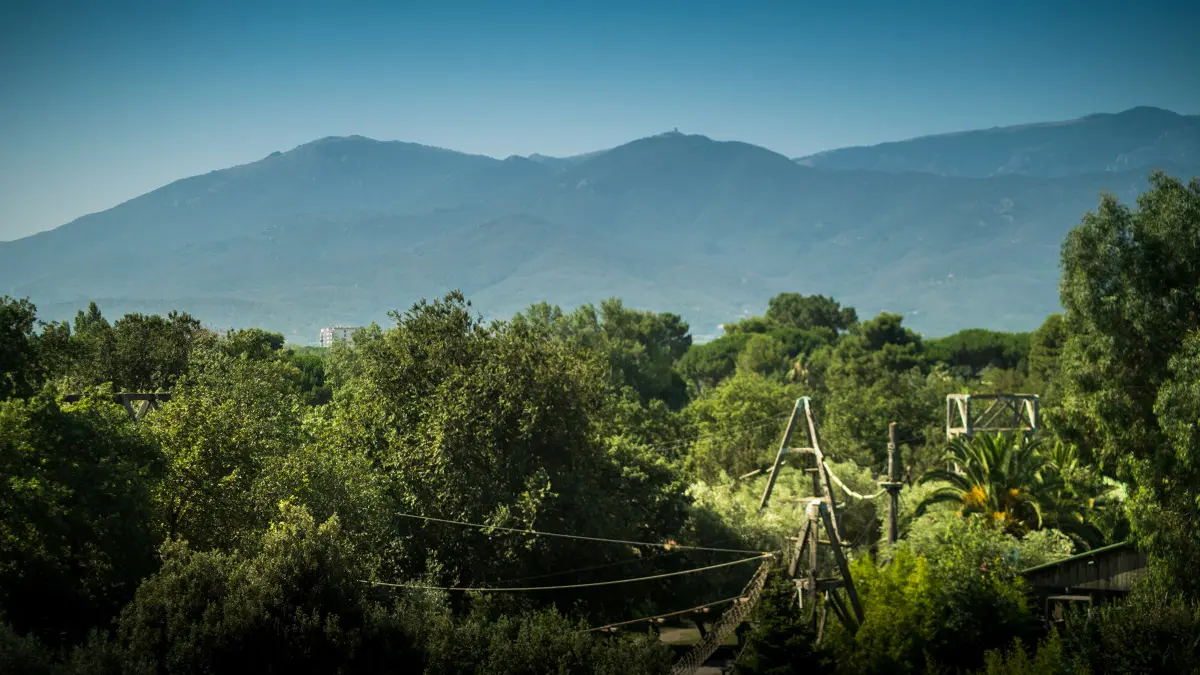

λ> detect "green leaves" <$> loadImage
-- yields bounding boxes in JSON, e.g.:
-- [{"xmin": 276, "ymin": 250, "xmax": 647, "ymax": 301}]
[
  {"xmin": 145, "ymin": 346, "xmax": 306, "ymax": 552},
  {"xmin": 0, "ymin": 392, "xmax": 162, "ymax": 644},
  {"xmin": 0, "ymin": 296, "xmax": 41, "ymax": 400},
  {"xmin": 1057, "ymin": 173, "xmax": 1200, "ymax": 596},
  {"xmin": 915, "ymin": 433, "xmax": 1116, "ymax": 549}
]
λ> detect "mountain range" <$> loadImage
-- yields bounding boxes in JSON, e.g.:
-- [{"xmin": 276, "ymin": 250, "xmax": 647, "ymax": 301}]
[{"xmin": 2, "ymin": 106, "xmax": 1198, "ymax": 343}]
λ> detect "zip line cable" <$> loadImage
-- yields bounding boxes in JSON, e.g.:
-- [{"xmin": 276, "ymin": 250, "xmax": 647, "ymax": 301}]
[
  {"xmin": 491, "ymin": 533, "xmax": 751, "ymax": 585},
  {"xmin": 393, "ymin": 511, "xmax": 764, "ymax": 555},
  {"xmin": 364, "ymin": 553, "xmax": 774, "ymax": 593},
  {"xmin": 581, "ymin": 595, "xmax": 743, "ymax": 633}
]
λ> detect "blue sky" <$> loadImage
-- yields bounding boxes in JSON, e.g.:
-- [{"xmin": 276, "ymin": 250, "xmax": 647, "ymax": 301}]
[{"xmin": 1, "ymin": 0, "xmax": 1197, "ymax": 241}]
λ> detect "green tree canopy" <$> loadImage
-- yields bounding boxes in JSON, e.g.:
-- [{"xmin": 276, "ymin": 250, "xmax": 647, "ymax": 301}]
[
  {"xmin": 0, "ymin": 392, "xmax": 162, "ymax": 645},
  {"xmin": 0, "ymin": 296, "xmax": 40, "ymax": 400},
  {"xmin": 514, "ymin": 298, "xmax": 691, "ymax": 408},
  {"xmin": 766, "ymin": 293, "xmax": 858, "ymax": 333},
  {"xmin": 1056, "ymin": 172, "xmax": 1200, "ymax": 596}
]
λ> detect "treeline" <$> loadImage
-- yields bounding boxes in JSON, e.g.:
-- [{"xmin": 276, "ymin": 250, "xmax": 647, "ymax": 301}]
[{"xmin": 1, "ymin": 171, "xmax": 1198, "ymax": 674}]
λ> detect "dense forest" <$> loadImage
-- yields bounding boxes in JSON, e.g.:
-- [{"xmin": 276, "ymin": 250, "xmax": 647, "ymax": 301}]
[{"xmin": 2, "ymin": 172, "xmax": 1199, "ymax": 674}]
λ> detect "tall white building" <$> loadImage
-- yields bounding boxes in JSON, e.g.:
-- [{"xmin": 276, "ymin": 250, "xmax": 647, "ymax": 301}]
[{"xmin": 319, "ymin": 325, "xmax": 358, "ymax": 347}]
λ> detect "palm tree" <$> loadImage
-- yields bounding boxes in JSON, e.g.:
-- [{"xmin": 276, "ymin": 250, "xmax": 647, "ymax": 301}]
[
  {"xmin": 1038, "ymin": 439, "xmax": 1120, "ymax": 549},
  {"xmin": 915, "ymin": 433, "xmax": 1062, "ymax": 537}
]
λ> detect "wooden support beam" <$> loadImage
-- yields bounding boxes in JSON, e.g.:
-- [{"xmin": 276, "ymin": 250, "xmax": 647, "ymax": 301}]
[
  {"xmin": 760, "ymin": 398, "xmax": 803, "ymax": 510},
  {"xmin": 826, "ymin": 589, "xmax": 856, "ymax": 633},
  {"xmin": 788, "ymin": 519, "xmax": 813, "ymax": 578},
  {"xmin": 819, "ymin": 501, "xmax": 865, "ymax": 624}
]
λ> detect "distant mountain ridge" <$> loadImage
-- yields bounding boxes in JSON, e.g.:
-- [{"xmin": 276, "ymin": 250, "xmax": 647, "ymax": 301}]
[
  {"xmin": 794, "ymin": 106, "xmax": 1199, "ymax": 178},
  {"xmin": 2, "ymin": 107, "xmax": 1197, "ymax": 344}
]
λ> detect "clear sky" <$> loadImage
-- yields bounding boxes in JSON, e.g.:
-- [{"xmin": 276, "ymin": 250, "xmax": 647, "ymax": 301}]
[{"xmin": 1, "ymin": 0, "xmax": 1197, "ymax": 241}]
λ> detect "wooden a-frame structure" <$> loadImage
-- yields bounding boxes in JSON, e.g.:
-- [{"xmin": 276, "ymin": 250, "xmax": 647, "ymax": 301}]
[{"xmin": 759, "ymin": 397, "xmax": 864, "ymax": 640}]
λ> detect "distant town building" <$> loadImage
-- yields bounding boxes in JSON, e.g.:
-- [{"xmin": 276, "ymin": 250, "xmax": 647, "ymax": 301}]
[{"xmin": 319, "ymin": 325, "xmax": 359, "ymax": 347}]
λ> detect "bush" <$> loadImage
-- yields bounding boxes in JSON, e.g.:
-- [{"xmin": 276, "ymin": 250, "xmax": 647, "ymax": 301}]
[
  {"xmin": 824, "ymin": 517, "xmax": 1036, "ymax": 674},
  {"xmin": 978, "ymin": 630, "xmax": 1089, "ymax": 675}
]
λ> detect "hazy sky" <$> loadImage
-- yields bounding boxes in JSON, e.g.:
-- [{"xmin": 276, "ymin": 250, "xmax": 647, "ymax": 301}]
[{"xmin": 1, "ymin": 0, "xmax": 1197, "ymax": 241}]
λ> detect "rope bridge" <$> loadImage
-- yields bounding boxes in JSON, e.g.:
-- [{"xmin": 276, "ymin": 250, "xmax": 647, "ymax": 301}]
[{"xmin": 669, "ymin": 557, "xmax": 774, "ymax": 675}]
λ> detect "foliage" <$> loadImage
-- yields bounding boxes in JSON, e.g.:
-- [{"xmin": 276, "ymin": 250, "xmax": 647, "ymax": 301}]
[
  {"xmin": 687, "ymin": 457, "xmax": 880, "ymax": 555},
  {"xmin": 90, "ymin": 503, "xmax": 424, "ymax": 675},
  {"xmin": 737, "ymin": 334, "xmax": 792, "ymax": 379},
  {"xmin": 145, "ymin": 346, "xmax": 307, "ymax": 551},
  {"xmin": 766, "ymin": 293, "xmax": 858, "ymax": 334},
  {"xmin": 43, "ymin": 303, "xmax": 209, "ymax": 393},
  {"xmin": 1056, "ymin": 173, "xmax": 1200, "ymax": 596},
  {"xmin": 900, "ymin": 512, "xmax": 1071, "ymax": 574},
  {"xmin": 683, "ymin": 371, "xmax": 801, "ymax": 481},
  {"xmin": 735, "ymin": 568, "xmax": 833, "ymax": 675},
  {"xmin": 924, "ymin": 329, "xmax": 1030, "ymax": 379},
  {"xmin": 0, "ymin": 296, "xmax": 42, "ymax": 400},
  {"xmin": 1026, "ymin": 314, "xmax": 1067, "ymax": 401},
  {"xmin": 917, "ymin": 434, "xmax": 1059, "ymax": 536},
  {"xmin": 0, "ymin": 617, "xmax": 55, "ymax": 675},
  {"xmin": 0, "ymin": 392, "xmax": 162, "ymax": 645},
  {"xmin": 514, "ymin": 298, "xmax": 691, "ymax": 409},
  {"xmin": 678, "ymin": 324, "xmax": 830, "ymax": 394},
  {"xmin": 328, "ymin": 292, "xmax": 697, "ymax": 620},
  {"xmin": 803, "ymin": 312, "xmax": 951, "ymax": 469},
  {"xmin": 1061, "ymin": 575, "xmax": 1200, "ymax": 675},
  {"xmin": 916, "ymin": 434, "xmax": 1116, "ymax": 549},
  {"xmin": 977, "ymin": 630, "xmax": 1089, "ymax": 675},
  {"xmin": 825, "ymin": 519, "xmax": 1036, "ymax": 675},
  {"xmin": 419, "ymin": 597, "xmax": 672, "ymax": 675}
]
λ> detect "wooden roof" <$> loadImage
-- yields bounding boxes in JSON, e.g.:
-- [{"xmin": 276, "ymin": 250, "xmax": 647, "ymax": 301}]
[{"xmin": 1021, "ymin": 540, "xmax": 1147, "ymax": 593}]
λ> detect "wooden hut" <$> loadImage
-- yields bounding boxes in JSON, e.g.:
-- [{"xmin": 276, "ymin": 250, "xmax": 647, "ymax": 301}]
[{"xmin": 1020, "ymin": 540, "xmax": 1147, "ymax": 623}]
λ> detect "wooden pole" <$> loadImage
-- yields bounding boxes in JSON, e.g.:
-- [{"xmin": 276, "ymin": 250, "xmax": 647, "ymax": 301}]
[
  {"xmin": 887, "ymin": 422, "xmax": 899, "ymax": 545},
  {"xmin": 818, "ymin": 502, "xmax": 864, "ymax": 624},
  {"xmin": 759, "ymin": 398, "xmax": 803, "ymax": 510}
]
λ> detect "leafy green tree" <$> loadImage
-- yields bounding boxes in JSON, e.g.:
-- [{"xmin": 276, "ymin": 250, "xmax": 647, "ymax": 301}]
[
  {"xmin": 824, "ymin": 520, "xmax": 1035, "ymax": 675},
  {"xmin": 515, "ymin": 298, "xmax": 691, "ymax": 408},
  {"xmin": 0, "ymin": 296, "xmax": 41, "ymax": 400},
  {"xmin": 1056, "ymin": 172, "xmax": 1200, "ymax": 596},
  {"xmin": 145, "ymin": 347, "xmax": 306, "ymax": 551},
  {"xmin": 287, "ymin": 351, "xmax": 332, "ymax": 405},
  {"xmin": 55, "ymin": 304, "xmax": 206, "ymax": 393},
  {"xmin": 96, "ymin": 504, "xmax": 425, "ymax": 675},
  {"xmin": 737, "ymin": 333, "xmax": 791, "ymax": 379},
  {"xmin": 679, "ymin": 326, "xmax": 829, "ymax": 394},
  {"xmin": 766, "ymin": 293, "xmax": 857, "ymax": 333},
  {"xmin": 218, "ymin": 327, "xmax": 284, "ymax": 360},
  {"xmin": 684, "ymin": 371, "xmax": 800, "ymax": 481},
  {"xmin": 109, "ymin": 311, "xmax": 205, "ymax": 391},
  {"xmin": 1026, "ymin": 314, "xmax": 1066, "ymax": 390},
  {"xmin": 677, "ymin": 332, "xmax": 753, "ymax": 392},
  {"xmin": 330, "ymin": 292, "xmax": 695, "ymax": 619},
  {"xmin": 803, "ymin": 313, "xmax": 948, "ymax": 469},
  {"xmin": 0, "ymin": 392, "xmax": 162, "ymax": 645},
  {"xmin": 924, "ymin": 329, "xmax": 1030, "ymax": 378},
  {"xmin": 64, "ymin": 303, "xmax": 116, "ymax": 390}
]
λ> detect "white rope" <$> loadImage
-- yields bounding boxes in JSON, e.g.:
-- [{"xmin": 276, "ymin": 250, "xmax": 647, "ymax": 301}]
[{"xmin": 822, "ymin": 462, "xmax": 886, "ymax": 500}]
